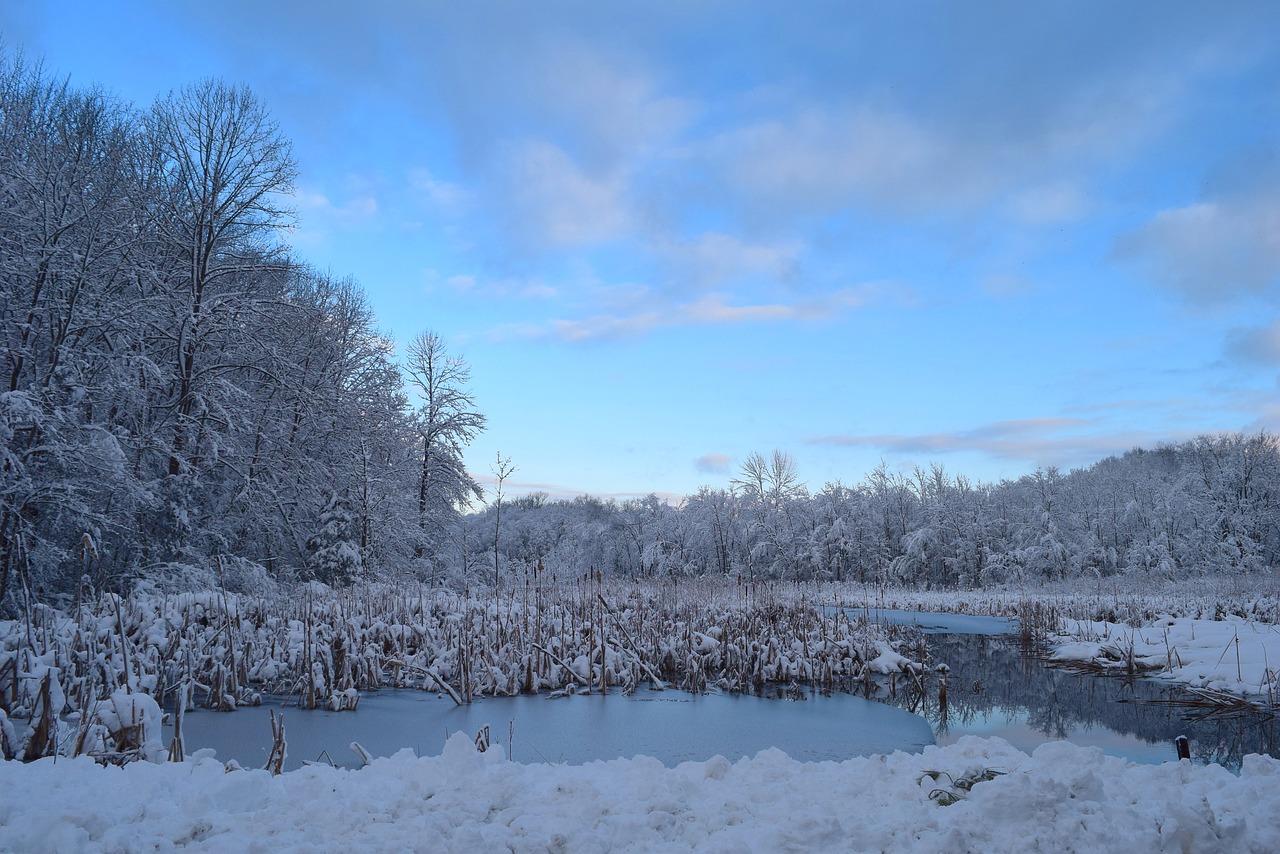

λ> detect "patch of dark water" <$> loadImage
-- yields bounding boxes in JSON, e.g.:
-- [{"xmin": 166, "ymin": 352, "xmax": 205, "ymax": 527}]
[{"xmin": 845, "ymin": 609, "xmax": 1278, "ymax": 771}]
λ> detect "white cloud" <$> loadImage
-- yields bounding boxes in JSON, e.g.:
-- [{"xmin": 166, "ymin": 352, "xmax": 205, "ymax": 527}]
[
  {"xmin": 809, "ymin": 417, "xmax": 1188, "ymax": 471},
  {"xmin": 981, "ymin": 274, "xmax": 1036, "ymax": 298},
  {"xmin": 698, "ymin": 72, "xmax": 1176, "ymax": 226},
  {"xmin": 695, "ymin": 453, "xmax": 732, "ymax": 474},
  {"xmin": 708, "ymin": 106, "xmax": 965, "ymax": 215},
  {"xmin": 292, "ymin": 186, "xmax": 378, "ymax": 225},
  {"xmin": 496, "ymin": 140, "xmax": 632, "ymax": 248},
  {"xmin": 504, "ymin": 283, "xmax": 899, "ymax": 343},
  {"xmin": 430, "ymin": 271, "xmax": 560, "ymax": 301},
  {"xmin": 1116, "ymin": 199, "xmax": 1280, "ymax": 301},
  {"xmin": 526, "ymin": 43, "xmax": 695, "ymax": 169},
  {"xmin": 653, "ymin": 233, "xmax": 803, "ymax": 290},
  {"xmin": 409, "ymin": 168, "xmax": 469, "ymax": 215},
  {"xmin": 288, "ymin": 185, "xmax": 379, "ymax": 248},
  {"xmin": 1116, "ymin": 146, "xmax": 1280, "ymax": 302}
]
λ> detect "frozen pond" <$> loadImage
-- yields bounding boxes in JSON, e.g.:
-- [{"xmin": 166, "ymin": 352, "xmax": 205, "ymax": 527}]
[
  {"xmin": 172, "ymin": 688, "xmax": 935, "ymax": 771},
  {"xmin": 170, "ymin": 608, "xmax": 1277, "ymax": 772},
  {"xmin": 838, "ymin": 606, "xmax": 1019, "ymax": 635}
]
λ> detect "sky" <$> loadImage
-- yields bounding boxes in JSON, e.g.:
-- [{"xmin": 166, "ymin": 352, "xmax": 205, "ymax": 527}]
[{"xmin": 3, "ymin": 1, "xmax": 1279, "ymax": 502}]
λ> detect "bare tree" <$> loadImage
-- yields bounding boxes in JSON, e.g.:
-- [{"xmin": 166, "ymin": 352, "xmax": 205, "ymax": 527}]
[
  {"xmin": 733, "ymin": 449, "xmax": 803, "ymax": 509},
  {"xmin": 491, "ymin": 451, "xmax": 516, "ymax": 587},
  {"xmin": 732, "ymin": 450, "xmax": 808, "ymax": 578},
  {"xmin": 146, "ymin": 79, "xmax": 296, "ymax": 480},
  {"xmin": 404, "ymin": 331, "xmax": 485, "ymax": 571}
]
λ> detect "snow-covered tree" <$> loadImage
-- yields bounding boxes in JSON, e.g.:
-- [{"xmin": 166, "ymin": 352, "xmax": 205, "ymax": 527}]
[
  {"xmin": 404, "ymin": 331, "xmax": 485, "ymax": 578},
  {"xmin": 305, "ymin": 492, "xmax": 363, "ymax": 586}
]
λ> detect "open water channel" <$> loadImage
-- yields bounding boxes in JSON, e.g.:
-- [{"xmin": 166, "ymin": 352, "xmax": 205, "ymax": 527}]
[{"xmin": 170, "ymin": 610, "xmax": 1278, "ymax": 771}]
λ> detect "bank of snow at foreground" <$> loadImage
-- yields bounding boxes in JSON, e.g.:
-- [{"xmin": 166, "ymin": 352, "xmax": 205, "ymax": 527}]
[{"xmin": 2, "ymin": 734, "xmax": 1278, "ymax": 853}]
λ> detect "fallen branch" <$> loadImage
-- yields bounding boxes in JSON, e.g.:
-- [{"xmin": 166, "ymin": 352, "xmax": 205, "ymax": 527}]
[
  {"xmin": 531, "ymin": 643, "xmax": 589, "ymax": 687},
  {"xmin": 385, "ymin": 659, "xmax": 464, "ymax": 706}
]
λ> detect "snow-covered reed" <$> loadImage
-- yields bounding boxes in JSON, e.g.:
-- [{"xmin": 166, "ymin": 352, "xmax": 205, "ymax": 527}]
[
  {"xmin": 1048, "ymin": 614, "xmax": 1280, "ymax": 709},
  {"xmin": 0, "ymin": 576, "xmax": 917, "ymax": 762},
  {"xmin": 820, "ymin": 581, "xmax": 1280, "ymax": 710},
  {"xmin": 822, "ymin": 577, "xmax": 1280, "ymax": 629}
]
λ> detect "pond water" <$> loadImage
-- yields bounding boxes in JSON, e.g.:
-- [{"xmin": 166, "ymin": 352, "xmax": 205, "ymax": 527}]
[
  {"xmin": 172, "ymin": 688, "xmax": 935, "ymax": 771},
  {"xmin": 840, "ymin": 607, "xmax": 1020, "ymax": 635},
  {"xmin": 842, "ymin": 607, "xmax": 1278, "ymax": 771},
  {"xmin": 169, "ymin": 609, "xmax": 1278, "ymax": 772}
]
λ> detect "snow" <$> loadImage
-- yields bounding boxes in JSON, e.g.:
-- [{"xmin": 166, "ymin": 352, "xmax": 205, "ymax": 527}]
[
  {"xmin": 865, "ymin": 640, "xmax": 913, "ymax": 674},
  {"xmin": 1051, "ymin": 615, "xmax": 1280, "ymax": 701},
  {"xmin": 1, "ymin": 733, "xmax": 1277, "ymax": 852}
]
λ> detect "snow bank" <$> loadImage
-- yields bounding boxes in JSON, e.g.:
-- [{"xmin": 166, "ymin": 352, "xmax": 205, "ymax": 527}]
[
  {"xmin": 1052, "ymin": 615, "xmax": 1280, "ymax": 701},
  {"xmin": 2, "ymin": 735, "xmax": 1277, "ymax": 852}
]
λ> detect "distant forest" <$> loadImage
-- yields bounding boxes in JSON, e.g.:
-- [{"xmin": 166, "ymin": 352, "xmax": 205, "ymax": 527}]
[
  {"xmin": 2, "ymin": 55, "xmax": 1278, "ymax": 610},
  {"xmin": 465, "ymin": 439, "xmax": 1279, "ymax": 588}
]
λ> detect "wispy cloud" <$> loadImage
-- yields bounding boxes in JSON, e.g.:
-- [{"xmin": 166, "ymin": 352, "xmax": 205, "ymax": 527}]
[
  {"xmin": 980, "ymin": 274, "xmax": 1036, "ymax": 298},
  {"xmin": 694, "ymin": 453, "xmax": 732, "ymax": 474},
  {"xmin": 495, "ymin": 140, "xmax": 633, "ymax": 249},
  {"xmin": 408, "ymin": 168, "xmax": 469, "ymax": 215},
  {"xmin": 292, "ymin": 185, "xmax": 379, "ymax": 226},
  {"xmin": 1226, "ymin": 321, "xmax": 1280, "ymax": 366},
  {"xmin": 1115, "ymin": 202, "xmax": 1280, "ymax": 301},
  {"xmin": 499, "ymin": 283, "xmax": 903, "ymax": 343},
  {"xmin": 810, "ymin": 417, "xmax": 1190, "ymax": 471},
  {"xmin": 1062, "ymin": 397, "xmax": 1200, "ymax": 416},
  {"xmin": 1004, "ymin": 181, "xmax": 1090, "ymax": 225},
  {"xmin": 472, "ymin": 473, "xmax": 684, "ymax": 505},
  {"xmin": 653, "ymin": 232, "xmax": 803, "ymax": 291},
  {"xmin": 288, "ymin": 184, "xmax": 379, "ymax": 248},
  {"xmin": 428, "ymin": 270, "xmax": 560, "ymax": 301},
  {"xmin": 696, "ymin": 72, "xmax": 1175, "ymax": 226}
]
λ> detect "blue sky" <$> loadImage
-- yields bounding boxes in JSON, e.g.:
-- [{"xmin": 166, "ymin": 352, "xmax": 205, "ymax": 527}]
[{"xmin": 5, "ymin": 1, "xmax": 1279, "ymax": 501}]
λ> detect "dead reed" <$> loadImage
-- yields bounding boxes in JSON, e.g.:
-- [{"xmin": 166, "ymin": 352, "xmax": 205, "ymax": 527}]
[{"xmin": 0, "ymin": 577, "xmax": 918, "ymax": 760}]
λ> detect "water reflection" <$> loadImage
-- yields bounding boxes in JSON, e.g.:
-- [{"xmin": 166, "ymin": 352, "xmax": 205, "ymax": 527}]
[{"xmin": 871, "ymin": 631, "xmax": 1278, "ymax": 771}]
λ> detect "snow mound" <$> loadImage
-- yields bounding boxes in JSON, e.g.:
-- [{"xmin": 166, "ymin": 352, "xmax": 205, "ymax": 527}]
[{"xmin": 2, "ymin": 736, "xmax": 1277, "ymax": 852}]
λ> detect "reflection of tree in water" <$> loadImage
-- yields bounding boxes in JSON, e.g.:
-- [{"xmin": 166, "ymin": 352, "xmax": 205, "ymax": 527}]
[{"xmin": 859, "ymin": 633, "xmax": 1277, "ymax": 771}]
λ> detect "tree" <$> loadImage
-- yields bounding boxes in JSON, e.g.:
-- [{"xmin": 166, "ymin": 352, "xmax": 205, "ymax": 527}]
[
  {"xmin": 147, "ymin": 80, "xmax": 295, "ymax": 473},
  {"xmin": 0, "ymin": 55, "xmax": 144, "ymax": 603},
  {"xmin": 733, "ymin": 450, "xmax": 808, "ymax": 578},
  {"xmin": 490, "ymin": 451, "xmax": 516, "ymax": 587},
  {"xmin": 305, "ymin": 491, "xmax": 362, "ymax": 586},
  {"xmin": 404, "ymin": 331, "xmax": 485, "ymax": 574}
]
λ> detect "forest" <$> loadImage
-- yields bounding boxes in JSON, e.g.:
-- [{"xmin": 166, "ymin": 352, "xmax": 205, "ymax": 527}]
[
  {"xmin": 464, "ymin": 438, "xmax": 1280, "ymax": 588},
  {"xmin": 3, "ymin": 53, "xmax": 1279, "ymax": 615}
]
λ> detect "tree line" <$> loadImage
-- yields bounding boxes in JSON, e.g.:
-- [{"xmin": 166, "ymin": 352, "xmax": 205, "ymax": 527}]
[
  {"xmin": 460, "ymin": 436, "xmax": 1280, "ymax": 588},
  {"xmin": 0, "ymin": 54, "xmax": 483, "ymax": 609}
]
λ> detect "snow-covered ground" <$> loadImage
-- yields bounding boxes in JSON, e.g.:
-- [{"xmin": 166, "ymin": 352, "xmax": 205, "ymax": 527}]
[
  {"xmin": 5, "ymin": 583, "xmax": 1280, "ymax": 851},
  {"xmin": 2, "ymin": 733, "xmax": 1277, "ymax": 852},
  {"xmin": 1051, "ymin": 614, "xmax": 1280, "ymax": 702}
]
